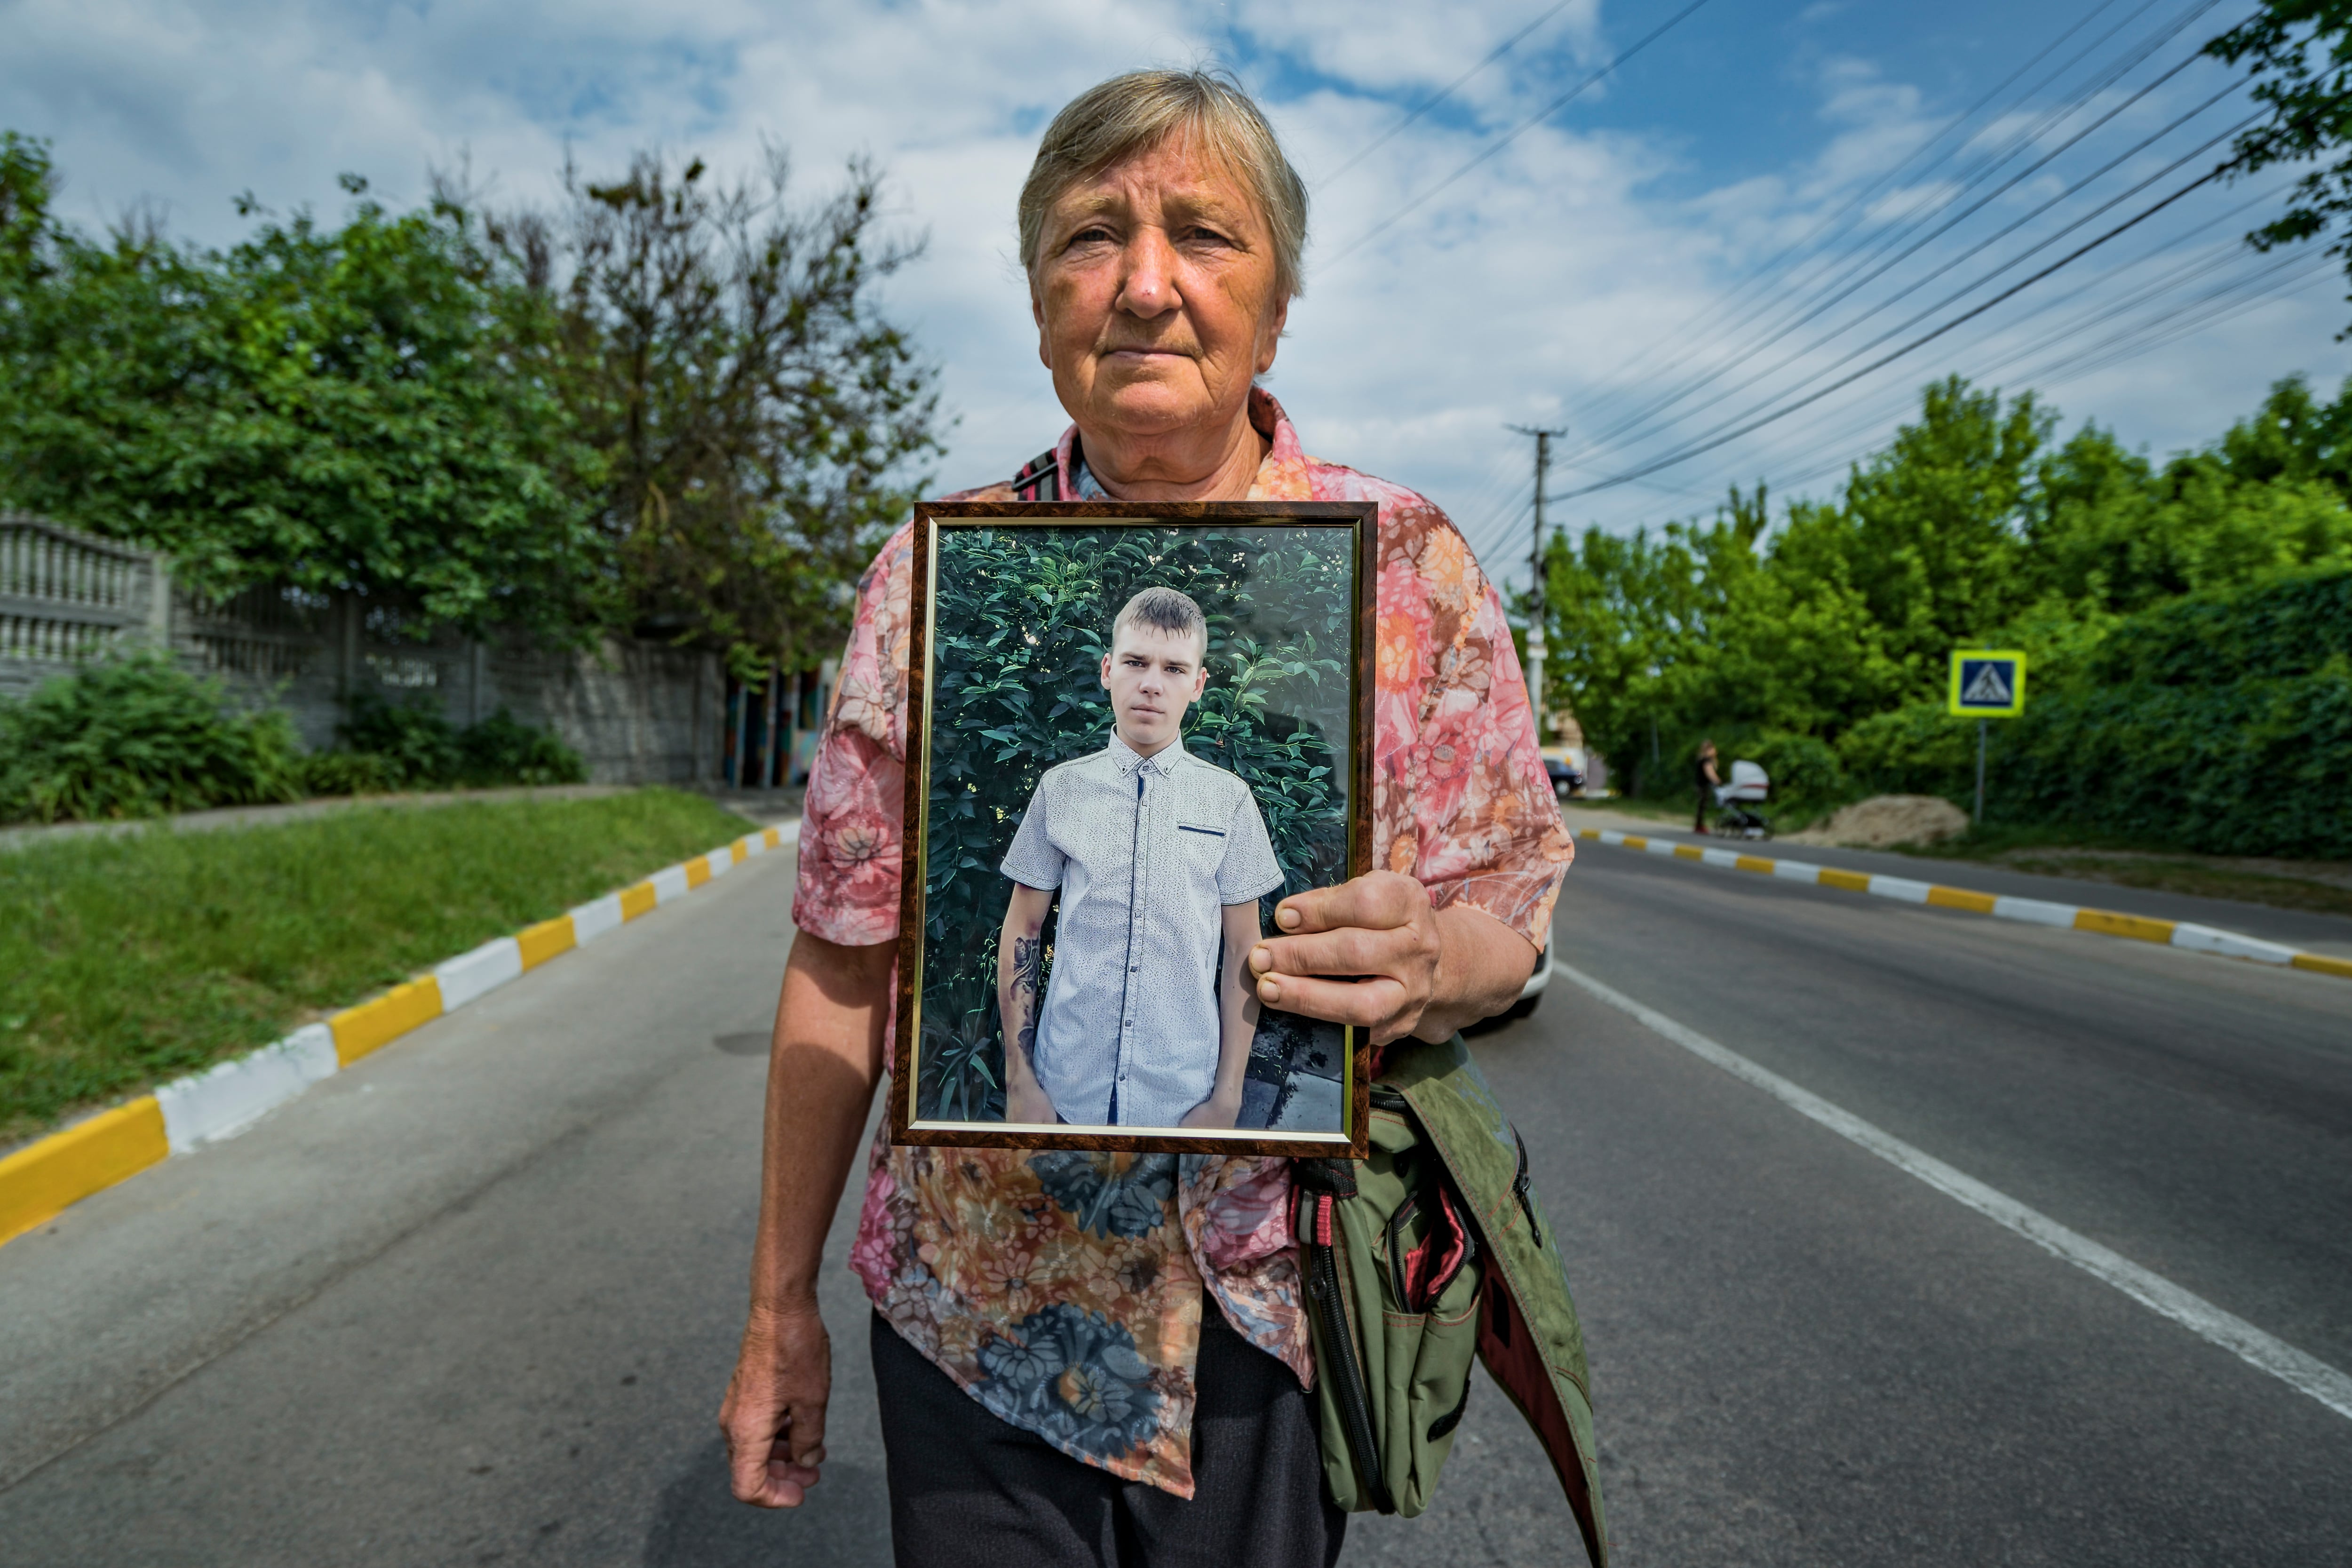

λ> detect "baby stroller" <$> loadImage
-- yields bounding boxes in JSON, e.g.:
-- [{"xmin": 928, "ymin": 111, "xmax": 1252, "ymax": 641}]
[{"xmin": 1712, "ymin": 759, "xmax": 1771, "ymax": 839}]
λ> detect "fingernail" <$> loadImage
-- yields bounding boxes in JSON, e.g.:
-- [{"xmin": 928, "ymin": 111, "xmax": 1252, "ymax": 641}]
[
  {"xmin": 1250, "ymin": 945, "xmax": 1271, "ymax": 972},
  {"xmin": 1260, "ymin": 978, "xmax": 1282, "ymax": 1003},
  {"xmin": 1279, "ymin": 907, "xmax": 1301, "ymax": 929}
]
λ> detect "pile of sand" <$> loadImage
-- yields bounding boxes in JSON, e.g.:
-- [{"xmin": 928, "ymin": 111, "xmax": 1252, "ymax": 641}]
[{"xmin": 1784, "ymin": 794, "xmax": 1970, "ymax": 849}]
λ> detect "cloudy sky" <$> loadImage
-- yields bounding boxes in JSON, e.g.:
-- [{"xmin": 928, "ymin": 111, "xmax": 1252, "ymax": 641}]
[{"xmin": 6, "ymin": 0, "xmax": 2343, "ymax": 592}]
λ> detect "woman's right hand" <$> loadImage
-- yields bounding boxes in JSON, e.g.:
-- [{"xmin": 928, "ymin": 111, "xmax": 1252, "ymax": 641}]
[{"xmin": 721, "ymin": 1302, "xmax": 832, "ymax": 1507}]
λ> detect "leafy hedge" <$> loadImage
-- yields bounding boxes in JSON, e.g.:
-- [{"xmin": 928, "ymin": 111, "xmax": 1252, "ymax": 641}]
[
  {"xmin": 0, "ymin": 653, "xmax": 304, "ymax": 822},
  {"xmin": 0, "ymin": 656, "xmax": 586, "ymax": 824},
  {"xmin": 1995, "ymin": 567, "xmax": 2352, "ymax": 856},
  {"xmin": 1826, "ymin": 568, "xmax": 2352, "ymax": 855},
  {"xmin": 918, "ymin": 525, "xmax": 1353, "ymax": 1120},
  {"xmin": 331, "ymin": 693, "xmax": 587, "ymax": 788}
]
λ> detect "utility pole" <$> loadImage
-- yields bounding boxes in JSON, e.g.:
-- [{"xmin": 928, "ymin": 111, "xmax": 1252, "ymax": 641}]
[{"xmin": 1508, "ymin": 424, "xmax": 1565, "ymax": 743}]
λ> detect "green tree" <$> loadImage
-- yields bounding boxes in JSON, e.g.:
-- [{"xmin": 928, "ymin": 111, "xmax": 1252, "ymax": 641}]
[
  {"xmin": 0, "ymin": 139, "xmax": 606, "ymax": 642},
  {"xmin": 477, "ymin": 149, "xmax": 944, "ymax": 677},
  {"xmin": 1541, "ymin": 372, "xmax": 2352, "ymax": 804},
  {"xmin": 2025, "ymin": 377, "xmax": 2352, "ymax": 613},
  {"xmin": 2207, "ymin": 0, "xmax": 2352, "ymax": 325}
]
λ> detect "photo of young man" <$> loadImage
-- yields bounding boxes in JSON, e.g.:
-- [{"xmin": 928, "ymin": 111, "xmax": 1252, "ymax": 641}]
[{"xmin": 995, "ymin": 586, "xmax": 1287, "ymax": 1129}]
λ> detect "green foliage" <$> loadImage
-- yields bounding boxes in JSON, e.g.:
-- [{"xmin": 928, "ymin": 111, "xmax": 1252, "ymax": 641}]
[
  {"xmin": 297, "ymin": 750, "xmax": 402, "ymax": 798},
  {"xmin": 2074, "ymin": 560, "xmax": 2352, "ymax": 685},
  {"xmin": 2206, "ymin": 0, "xmax": 2352, "ymax": 323},
  {"xmin": 918, "ymin": 525, "xmax": 1352, "ymax": 1120},
  {"xmin": 1741, "ymin": 732, "xmax": 1846, "ymax": 809},
  {"xmin": 0, "ymin": 657, "xmax": 587, "ymax": 823},
  {"xmin": 1546, "ymin": 374, "xmax": 2352, "ymax": 849},
  {"xmin": 0, "ymin": 653, "xmax": 304, "ymax": 823},
  {"xmin": 457, "ymin": 708, "xmax": 591, "ymax": 787},
  {"xmin": 1995, "ymin": 567, "xmax": 2352, "ymax": 855},
  {"xmin": 0, "ymin": 134, "xmax": 946, "ymax": 674},
  {"xmin": 476, "ymin": 149, "xmax": 943, "ymax": 678},
  {"xmin": 330, "ymin": 693, "xmax": 587, "ymax": 789},
  {"xmin": 0, "ymin": 788, "xmax": 752, "ymax": 1143},
  {"xmin": 0, "ymin": 151, "xmax": 608, "ymax": 642},
  {"xmin": 1835, "ymin": 704, "xmax": 1979, "ymax": 800}
]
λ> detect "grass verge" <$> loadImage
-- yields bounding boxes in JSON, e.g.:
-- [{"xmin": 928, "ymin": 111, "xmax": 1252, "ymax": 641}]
[{"xmin": 0, "ymin": 788, "xmax": 756, "ymax": 1146}]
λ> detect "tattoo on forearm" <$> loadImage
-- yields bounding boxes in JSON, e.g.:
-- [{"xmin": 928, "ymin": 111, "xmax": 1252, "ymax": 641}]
[{"xmin": 1011, "ymin": 936, "xmax": 1041, "ymax": 1056}]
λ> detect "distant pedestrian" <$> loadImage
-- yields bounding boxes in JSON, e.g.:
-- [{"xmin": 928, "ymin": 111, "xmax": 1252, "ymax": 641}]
[{"xmin": 1694, "ymin": 740, "xmax": 1719, "ymax": 834}]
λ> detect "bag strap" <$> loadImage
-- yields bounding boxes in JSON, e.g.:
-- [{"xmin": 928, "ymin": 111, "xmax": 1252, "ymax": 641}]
[
  {"xmin": 1011, "ymin": 448, "xmax": 1063, "ymax": 502},
  {"xmin": 1292, "ymin": 1158, "xmax": 1392, "ymax": 1515}
]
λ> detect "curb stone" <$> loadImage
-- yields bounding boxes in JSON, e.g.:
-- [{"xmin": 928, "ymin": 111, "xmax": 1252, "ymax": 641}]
[
  {"xmin": 0, "ymin": 821, "xmax": 803, "ymax": 1249},
  {"xmin": 1577, "ymin": 828, "xmax": 2352, "ymax": 980}
]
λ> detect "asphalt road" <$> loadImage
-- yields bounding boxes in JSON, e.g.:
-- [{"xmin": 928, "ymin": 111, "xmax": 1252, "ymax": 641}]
[{"xmin": 3, "ymin": 836, "xmax": 2348, "ymax": 1565}]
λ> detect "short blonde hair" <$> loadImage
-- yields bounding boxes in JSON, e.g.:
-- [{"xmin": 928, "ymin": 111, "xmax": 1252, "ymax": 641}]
[
  {"xmin": 1017, "ymin": 68, "xmax": 1309, "ymax": 301},
  {"xmin": 1112, "ymin": 585, "xmax": 1208, "ymax": 660}
]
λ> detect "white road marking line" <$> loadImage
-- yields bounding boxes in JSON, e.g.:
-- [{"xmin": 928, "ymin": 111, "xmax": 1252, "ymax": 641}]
[{"xmin": 1554, "ymin": 959, "xmax": 2352, "ymax": 1423}]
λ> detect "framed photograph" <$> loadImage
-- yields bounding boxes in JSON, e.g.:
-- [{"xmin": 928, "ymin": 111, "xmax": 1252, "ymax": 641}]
[{"xmin": 891, "ymin": 500, "xmax": 1376, "ymax": 1157}]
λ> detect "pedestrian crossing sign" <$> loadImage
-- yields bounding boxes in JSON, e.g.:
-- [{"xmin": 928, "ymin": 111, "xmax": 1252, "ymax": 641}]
[{"xmin": 1949, "ymin": 649, "xmax": 2026, "ymax": 716}]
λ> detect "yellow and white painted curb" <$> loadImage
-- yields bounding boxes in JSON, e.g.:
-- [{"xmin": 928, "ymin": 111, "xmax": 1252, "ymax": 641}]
[
  {"xmin": 1577, "ymin": 827, "xmax": 2352, "ymax": 981},
  {"xmin": 0, "ymin": 820, "xmax": 802, "ymax": 1249}
]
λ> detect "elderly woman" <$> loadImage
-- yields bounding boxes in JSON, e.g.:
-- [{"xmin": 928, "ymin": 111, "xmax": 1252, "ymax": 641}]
[{"xmin": 721, "ymin": 69, "xmax": 1572, "ymax": 1566}]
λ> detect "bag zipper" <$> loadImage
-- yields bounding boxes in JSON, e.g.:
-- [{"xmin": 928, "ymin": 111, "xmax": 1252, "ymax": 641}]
[
  {"xmin": 1303, "ymin": 1190, "xmax": 1395, "ymax": 1515},
  {"xmin": 1511, "ymin": 1126, "xmax": 1544, "ymax": 1250}
]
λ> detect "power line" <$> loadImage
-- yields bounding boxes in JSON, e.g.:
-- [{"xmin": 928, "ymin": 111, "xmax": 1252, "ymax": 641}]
[
  {"xmin": 1601, "ymin": 211, "xmax": 2322, "ymax": 510},
  {"xmin": 1576, "ymin": 110, "xmax": 2260, "ymax": 490},
  {"xmin": 1317, "ymin": 0, "xmax": 1588, "ymax": 186},
  {"xmin": 1556, "ymin": 157, "xmax": 2242, "ymax": 500},
  {"xmin": 1562, "ymin": 0, "xmax": 2207, "ymax": 444},
  {"xmin": 1776, "ymin": 254, "xmax": 2335, "ymax": 492},
  {"xmin": 1558, "ymin": 188, "xmax": 2317, "ymax": 518},
  {"xmin": 1571, "ymin": 75, "xmax": 2250, "ymax": 465},
  {"xmin": 1566, "ymin": 5, "xmax": 2241, "ymax": 466},
  {"xmin": 1321, "ymin": 0, "xmax": 1718, "ymax": 270},
  {"xmin": 1746, "ymin": 252, "xmax": 2321, "ymax": 496},
  {"xmin": 1679, "ymin": 183, "xmax": 2300, "ymax": 479},
  {"xmin": 1560, "ymin": 0, "xmax": 2145, "ymax": 410}
]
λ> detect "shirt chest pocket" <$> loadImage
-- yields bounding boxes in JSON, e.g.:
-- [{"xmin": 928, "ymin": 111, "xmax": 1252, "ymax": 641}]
[{"xmin": 1173, "ymin": 820, "xmax": 1230, "ymax": 889}]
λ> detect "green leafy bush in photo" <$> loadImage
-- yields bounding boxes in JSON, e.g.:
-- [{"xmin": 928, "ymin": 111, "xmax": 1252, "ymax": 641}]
[{"xmin": 918, "ymin": 525, "xmax": 1353, "ymax": 1122}]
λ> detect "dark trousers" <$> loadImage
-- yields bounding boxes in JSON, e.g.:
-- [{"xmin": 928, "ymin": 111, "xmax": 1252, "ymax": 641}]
[{"xmin": 871, "ymin": 1308, "xmax": 1347, "ymax": 1568}]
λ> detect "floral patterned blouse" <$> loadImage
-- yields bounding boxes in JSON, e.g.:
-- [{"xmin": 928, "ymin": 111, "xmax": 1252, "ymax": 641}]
[{"xmin": 795, "ymin": 388, "xmax": 1573, "ymax": 1497}]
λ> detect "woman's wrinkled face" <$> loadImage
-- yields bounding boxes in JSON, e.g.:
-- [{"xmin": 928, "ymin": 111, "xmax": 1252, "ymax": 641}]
[{"xmin": 1031, "ymin": 134, "xmax": 1287, "ymax": 444}]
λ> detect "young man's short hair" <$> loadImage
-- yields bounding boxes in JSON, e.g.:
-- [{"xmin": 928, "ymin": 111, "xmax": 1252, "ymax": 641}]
[{"xmin": 1112, "ymin": 586, "xmax": 1207, "ymax": 662}]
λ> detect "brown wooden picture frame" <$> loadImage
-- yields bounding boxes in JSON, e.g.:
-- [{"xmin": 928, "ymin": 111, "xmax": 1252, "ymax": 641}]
[{"xmin": 890, "ymin": 500, "xmax": 1376, "ymax": 1158}]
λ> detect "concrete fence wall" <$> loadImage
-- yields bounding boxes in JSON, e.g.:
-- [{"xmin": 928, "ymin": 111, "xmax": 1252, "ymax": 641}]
[{"xmin": 0, "ymin": 514, "xmax": 723, "ymax": 785}]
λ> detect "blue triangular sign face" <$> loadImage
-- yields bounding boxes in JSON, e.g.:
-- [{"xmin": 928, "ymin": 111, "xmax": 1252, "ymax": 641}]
[{"xmin": 1962, "ymin": 661, "xmax": 2012, "ymax": 707}]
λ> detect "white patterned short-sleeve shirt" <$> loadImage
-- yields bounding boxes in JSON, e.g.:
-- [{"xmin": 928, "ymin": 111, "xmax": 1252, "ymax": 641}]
[{"xmin": 1000, "ymin": 731, "xmax": 1284, "ymax": 1127}]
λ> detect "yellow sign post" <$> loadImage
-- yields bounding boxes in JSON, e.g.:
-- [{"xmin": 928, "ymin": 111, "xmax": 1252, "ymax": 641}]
[{"xmin": 1949, "ymin": 650, "xmax": 2027, "ymax": 824}]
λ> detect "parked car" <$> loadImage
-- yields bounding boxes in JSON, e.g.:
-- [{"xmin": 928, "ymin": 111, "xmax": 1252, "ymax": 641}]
[
  {"xmin": 1543, "ymin": 748, "xmax": 1581, "ymax": 799},
  {"xmin": 1540, "ymin": 744, "xmax": 1585, "ymax": 799},
  {"xmin": 1508, "ymin": 940, "xmax": 1553, "ymax": 1019}
]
